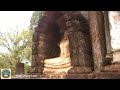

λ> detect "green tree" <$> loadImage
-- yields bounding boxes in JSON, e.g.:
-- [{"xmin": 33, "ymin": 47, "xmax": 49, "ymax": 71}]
[
  {"xmin": 0, "ymin": 29, "xmax": 32, "ymax": 72},
  {"xmin": 29, "ymin": 11, "xmax": 43, "ymax": 31}
]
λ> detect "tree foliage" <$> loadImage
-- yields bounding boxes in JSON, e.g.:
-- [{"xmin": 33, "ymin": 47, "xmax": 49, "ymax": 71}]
[
  {"xmin": 0, "ymin": 29, "xmax": 32, "ymax": 70},
  {"xmin": 29, "ymin": 11, "xmax": 43, "ymax": 31}
]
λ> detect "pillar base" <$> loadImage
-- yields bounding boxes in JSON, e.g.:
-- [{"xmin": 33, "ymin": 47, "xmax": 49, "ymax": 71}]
[
  {"xmin": 66, "ymin": 65, "xmax": 120, "ymax": 79},
  {"xmin": 101, "ymin": 64, "xmax": 120, "ymax": 72},
  {"xmin": 96, "ymin": 64, "xmax": 120, "ymax": 79},
  {"xmin": 66, "ymin": 67, "xmax": 94, "ymax": 79},
  {"xmin": 68, "ymin": 67, "xmax": 94, "ymax": 74},
  {"xmin": 66, "ymin": 73, "xmax": 95, "ymax": 79},
  {"xmin": 95, "ymin": 72, "xmax": 120, "ymax": 79}
]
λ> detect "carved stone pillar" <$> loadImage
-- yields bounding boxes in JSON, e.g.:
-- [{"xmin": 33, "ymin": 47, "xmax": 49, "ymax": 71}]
[
  {"xmin": 103, "ymin": 11, "xmax": 112, "ymax": 66},
  {"xmin": 88, "ymin": 11, "xmax": 106, "ymax": 73},
  {"xmin": 66, "ymin": 11, "xmax": 94, "ymax": 79},
  {"xmin": 98, "ymin": 11, "xmax": 120, "ymax": 79},
  {"xmin": 87, "ymin": 11, "xmax": 120, "ymax": 79},
  {"xmin": 104, "ymin": 11, "xmax": 111, "ymax": 55}
]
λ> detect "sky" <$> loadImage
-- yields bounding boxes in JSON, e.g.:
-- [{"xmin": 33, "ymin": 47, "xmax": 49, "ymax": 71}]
[{"xmin": 0, "ymin": 11, "xmax": 33, "ymax": 52}]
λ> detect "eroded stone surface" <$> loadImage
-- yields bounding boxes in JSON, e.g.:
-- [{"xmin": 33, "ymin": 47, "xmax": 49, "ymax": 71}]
[
  {"xmin": 66, "ymin": 73, "xmax": 95, "ymax": 79},
  {"xmin": 102, "ymin": 64, "xmax": 120, "ymax": 72},
  {"xmin": 95, "ymin": 72, "xmax": 120, "ymax": 79},
  {"xmin": 88, "ymin": 11, "xmax": 106, "ymax": 72},
  {"xmin": 68, "ymin": 67, "xmax": 93, "ymax": 74}
]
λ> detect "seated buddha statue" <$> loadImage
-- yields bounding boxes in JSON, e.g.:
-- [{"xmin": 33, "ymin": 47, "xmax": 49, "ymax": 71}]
[{"xmin": 43, "ymin": 31, "xmax": 72, "ymax": 74}]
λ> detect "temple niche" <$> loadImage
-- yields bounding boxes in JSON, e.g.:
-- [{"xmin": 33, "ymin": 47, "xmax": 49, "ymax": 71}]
[
  {"xmin": 30, "ymin": 11, "xmax": 120, "ymax": 79},
  {"xmin": 43, "ymin": 31, "xmax": 71, "ymax": 78}
]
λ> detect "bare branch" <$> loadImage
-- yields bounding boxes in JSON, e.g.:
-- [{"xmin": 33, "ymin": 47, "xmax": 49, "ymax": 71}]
[{"xmin": 0, "ymin": 32, "xmax": 14, "ymax": 54}]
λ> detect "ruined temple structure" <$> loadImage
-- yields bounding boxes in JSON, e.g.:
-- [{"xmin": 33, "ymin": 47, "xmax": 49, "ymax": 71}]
[{"xmin": 30, "ymin": 11, "xmax": 120, "ymax": 79}]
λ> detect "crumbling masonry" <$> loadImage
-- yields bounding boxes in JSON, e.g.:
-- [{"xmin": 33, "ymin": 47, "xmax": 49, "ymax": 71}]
[{"xmin": 30, "ymin": 11, "xmax": 120, "ymax": 79}]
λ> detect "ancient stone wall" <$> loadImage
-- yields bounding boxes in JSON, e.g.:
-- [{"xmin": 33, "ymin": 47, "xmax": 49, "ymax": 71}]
[
  {"xmin": 31, "ymin": 11, "xmax": 120, "ymax": 79},
  {"xmin": 31, "ymin": 11, "xmax": 63, "ymax": 74}
]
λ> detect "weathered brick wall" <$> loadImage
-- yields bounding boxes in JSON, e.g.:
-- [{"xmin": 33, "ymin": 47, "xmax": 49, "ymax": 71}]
[
  {"xmin": 31, "ymin": 11, "xmax": 94, "ymax": 74},
  {"xmin": 31, "ymin": 11, "xmax": 63, "ymax": 74},
  {"xmin": 57, "ymin": 11, "xmax": 93, "ymax": 67},
  {"xmin": 30, "ymin": 11, "xmax": 120, "ymax": 79}
]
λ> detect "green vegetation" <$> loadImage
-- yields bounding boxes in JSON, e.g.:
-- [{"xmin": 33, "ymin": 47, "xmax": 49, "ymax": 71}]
[
  {"xmin": 29, "ymin": 11, "xmax": 43, "ymax": 31},
  {"xmin": 0, "ymin": 29, "xmax": 32, "ymax": 74},
  {"xmin": 0, "ymin": 11, "xmax": 42, "ymax": 75}
]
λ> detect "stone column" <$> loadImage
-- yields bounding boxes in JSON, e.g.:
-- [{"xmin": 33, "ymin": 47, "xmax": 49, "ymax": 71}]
[
  {"xmin": 31, "ymin": 11, "xmax": 63, "ymax": 75},
  {"xmin": 103, "ymin": 11, "xmax": 112, "ymax": 66},
  {"xmin": 66, "ymin": 11, "xmax": 94, "ymax": 79},
  {"xmin": 96, "ymin": 11, "xmax": 120, "ymax": 79},
  {"xmin": 104, "ymin": 11, "xmax": 111, "ymax": 54},
  {"xmin": 88, "ymin": 11, "xmax": 106, "ymax": 72},
  {"xmin": 87, "ymin": 11, "xmax": 120, "ymax": 79}
]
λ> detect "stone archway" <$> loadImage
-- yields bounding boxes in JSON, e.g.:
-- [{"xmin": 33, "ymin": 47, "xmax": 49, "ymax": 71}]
[
  {"xmin": 29, "ymin": 11, "xmax": 120, "ymax": 79},
  {"xmin": 31, "ymin": 11, "xmax": 63, "ymax": 75},
  {"xmin": 30, "ymin": 11, "xmax": 94, "ymax": 78}
]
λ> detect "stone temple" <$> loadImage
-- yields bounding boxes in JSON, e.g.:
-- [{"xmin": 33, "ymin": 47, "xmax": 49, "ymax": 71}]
[{"xmin": 29, "ymin": 11, "xmax": 120, "ymax": 79}]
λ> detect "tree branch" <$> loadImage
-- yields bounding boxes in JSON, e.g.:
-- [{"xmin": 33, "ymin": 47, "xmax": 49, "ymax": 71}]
[
  {"xmin": 0, "ymin": 32, "xmax": 13, "ymax": 54},
  {"xmin": 0, "ymin": 52, "xmax": 13, "ymax": 66}
]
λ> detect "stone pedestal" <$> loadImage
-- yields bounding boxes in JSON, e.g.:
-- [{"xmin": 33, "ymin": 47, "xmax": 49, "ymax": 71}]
[
  {"xmin": 68, "ymin": 67, "xmax": 93, "ymax": 74},
  {"xmin": 66, "ymin": 73, "xmax": 95, "ymax": 79},
  {"xmin": 16, "ymin": 63, "xmax": 24, "ymax": 74},
  {"xmin": 96, "ymin": 64, "xmax": 120, "ymax": 79},
  {"xmin": 95, "ymin": 72, "xmax": 120, "ymax": 79}
]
